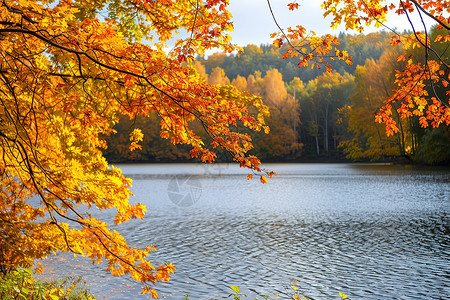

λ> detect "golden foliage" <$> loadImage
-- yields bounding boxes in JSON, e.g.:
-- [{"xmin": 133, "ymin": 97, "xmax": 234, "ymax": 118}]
[
  {"xmin": 0, "ymin": 0, "xmax": 269, "ymax": 297},
  {"xmin": 280, "ymin": 0, "xmax": 450, "ymax": 133}
]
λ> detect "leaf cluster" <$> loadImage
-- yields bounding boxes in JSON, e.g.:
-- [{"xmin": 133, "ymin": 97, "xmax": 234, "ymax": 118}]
[
  {"xmin": 0, "ymin": 0, "xmax": 271, "ymax": 297},
  {"xmin": 0, "ymin": 267, "xmax": 94, "ymax": 300}
]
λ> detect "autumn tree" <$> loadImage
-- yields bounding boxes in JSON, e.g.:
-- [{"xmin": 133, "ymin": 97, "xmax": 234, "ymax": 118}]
[
  {"xmin": 341, "ymin": 50, "xmax": 406, "ymax": 160},
  {"xmin": 247, "ymin": 71, "xmax": 264, "ymax": 96},
  {"xmin": 274, "ymin": 0, "xmax": 449, "ymax": 137},
  {"xmin": 264, "ymin": 69, "xmax": 288, "ymax": 107},
  {"xmin": 0, "ymin": 0, "xmax": 272, "ymax": 297},
  {"xmin": 207, "ymin": 66, "xmax": 231, "ymax": 85},
  {"xmin": 192, "ymin": 61, "xmax": 208, "ymax": 82},
  {"xmin": 231, "ymin": 75, "xmax": 248, "ymax": 92},
  {"xmin": 246, "ymin": 69, "xmax": 301, "ymax": 159},
  {"xmin": 339, "ymin": 24, "xmax": 450, "ymax": 162}
]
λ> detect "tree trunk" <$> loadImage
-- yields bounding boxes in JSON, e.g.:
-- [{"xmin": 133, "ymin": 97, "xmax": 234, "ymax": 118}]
[
  {"xmin": 315, "ymin": 113, "xmax": 320, "ymax": 155},
  {"xmin": 315, "ymin": 136, "xmax": 320, "ymax": 155},
  {"xmin": 324, "ymin": 104, "xmax": 329, "ymax": 152},
  {"xmin": 393, "ymin": 103, "xmax": 405, "ymax": 156}
]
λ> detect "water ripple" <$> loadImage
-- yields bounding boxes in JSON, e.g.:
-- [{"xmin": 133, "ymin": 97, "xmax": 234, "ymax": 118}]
[{"xmin": 38, "ymin": 164, "xmax": 450, "ymax": 299}]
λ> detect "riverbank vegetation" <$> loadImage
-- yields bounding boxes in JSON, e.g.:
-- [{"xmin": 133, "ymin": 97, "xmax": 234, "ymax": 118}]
[{"xmin": 0, "ymin": 267, "xmax": 94, "ymax": 300}]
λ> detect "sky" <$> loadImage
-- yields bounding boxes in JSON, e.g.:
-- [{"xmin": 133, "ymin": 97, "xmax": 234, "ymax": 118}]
[
  {"xmin": 226, "ymin": 0, "xmax": 436, "ymax": 48},
  {"xmin": 227, "ymin": 0, "xmax": 334, "ymax": 46}
]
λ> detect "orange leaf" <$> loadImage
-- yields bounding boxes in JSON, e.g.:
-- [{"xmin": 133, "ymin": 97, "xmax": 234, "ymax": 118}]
[
  {"xmin": 260, "ymin": 176, "xmax": 268, "ymax": 184},
  {"xmin": 287, "ymin": 3, "xmax": 299, "ymax": 11},
  {"xmin": 247, "ymin": 174, "xmax": 253, "ymax": 180}
]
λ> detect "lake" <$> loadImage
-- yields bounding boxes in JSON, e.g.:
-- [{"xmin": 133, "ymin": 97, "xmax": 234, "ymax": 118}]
[{"xmin": 39, "ymin": 163, "xmax": 450, "ymax": 299}]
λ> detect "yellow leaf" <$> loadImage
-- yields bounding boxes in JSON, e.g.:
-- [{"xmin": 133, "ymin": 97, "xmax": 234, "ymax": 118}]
[
  {"xmin": 260, "ymin": 176, "xmax": 268, "ymax": 184},
  {"xmin": 273, "ymin": 38, "xmax": 283, "ymax": 48}
]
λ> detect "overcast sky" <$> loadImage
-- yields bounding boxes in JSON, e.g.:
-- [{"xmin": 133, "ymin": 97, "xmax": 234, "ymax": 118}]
[
  {"xmin": 227, "ymin": 0, "xmax": 333, "ymax": 46},
  {"xmin": 226, "ymin": 0, "xmax": 435, "ymax": 47}
]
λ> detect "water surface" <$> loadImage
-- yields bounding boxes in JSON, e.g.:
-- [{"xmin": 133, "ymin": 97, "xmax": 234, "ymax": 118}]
[{"xmin": 40, "ymin": 163, "xmax": 450, "ymax": 299}]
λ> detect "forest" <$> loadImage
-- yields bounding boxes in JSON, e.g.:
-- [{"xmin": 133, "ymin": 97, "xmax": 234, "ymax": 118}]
[{"xmin": 104, "ymin": 30, "xmax": 450, "ymax": 165}]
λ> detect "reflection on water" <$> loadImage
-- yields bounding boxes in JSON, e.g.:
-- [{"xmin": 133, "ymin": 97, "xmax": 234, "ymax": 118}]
[{"xmin": 39, "ymin": 163, "xmax": 450, "ymax": 299}]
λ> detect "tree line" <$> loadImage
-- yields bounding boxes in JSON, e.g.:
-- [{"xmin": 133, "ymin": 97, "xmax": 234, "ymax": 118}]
[{"xmin": 104, "ymin": 30, "xmax": 449, "ymax": 164}]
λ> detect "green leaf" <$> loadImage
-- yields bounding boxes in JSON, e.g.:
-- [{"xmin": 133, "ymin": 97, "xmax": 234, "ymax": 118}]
[{"xmin": 21, "ymin": 287, "xmax": 29, "ymax": 294}]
